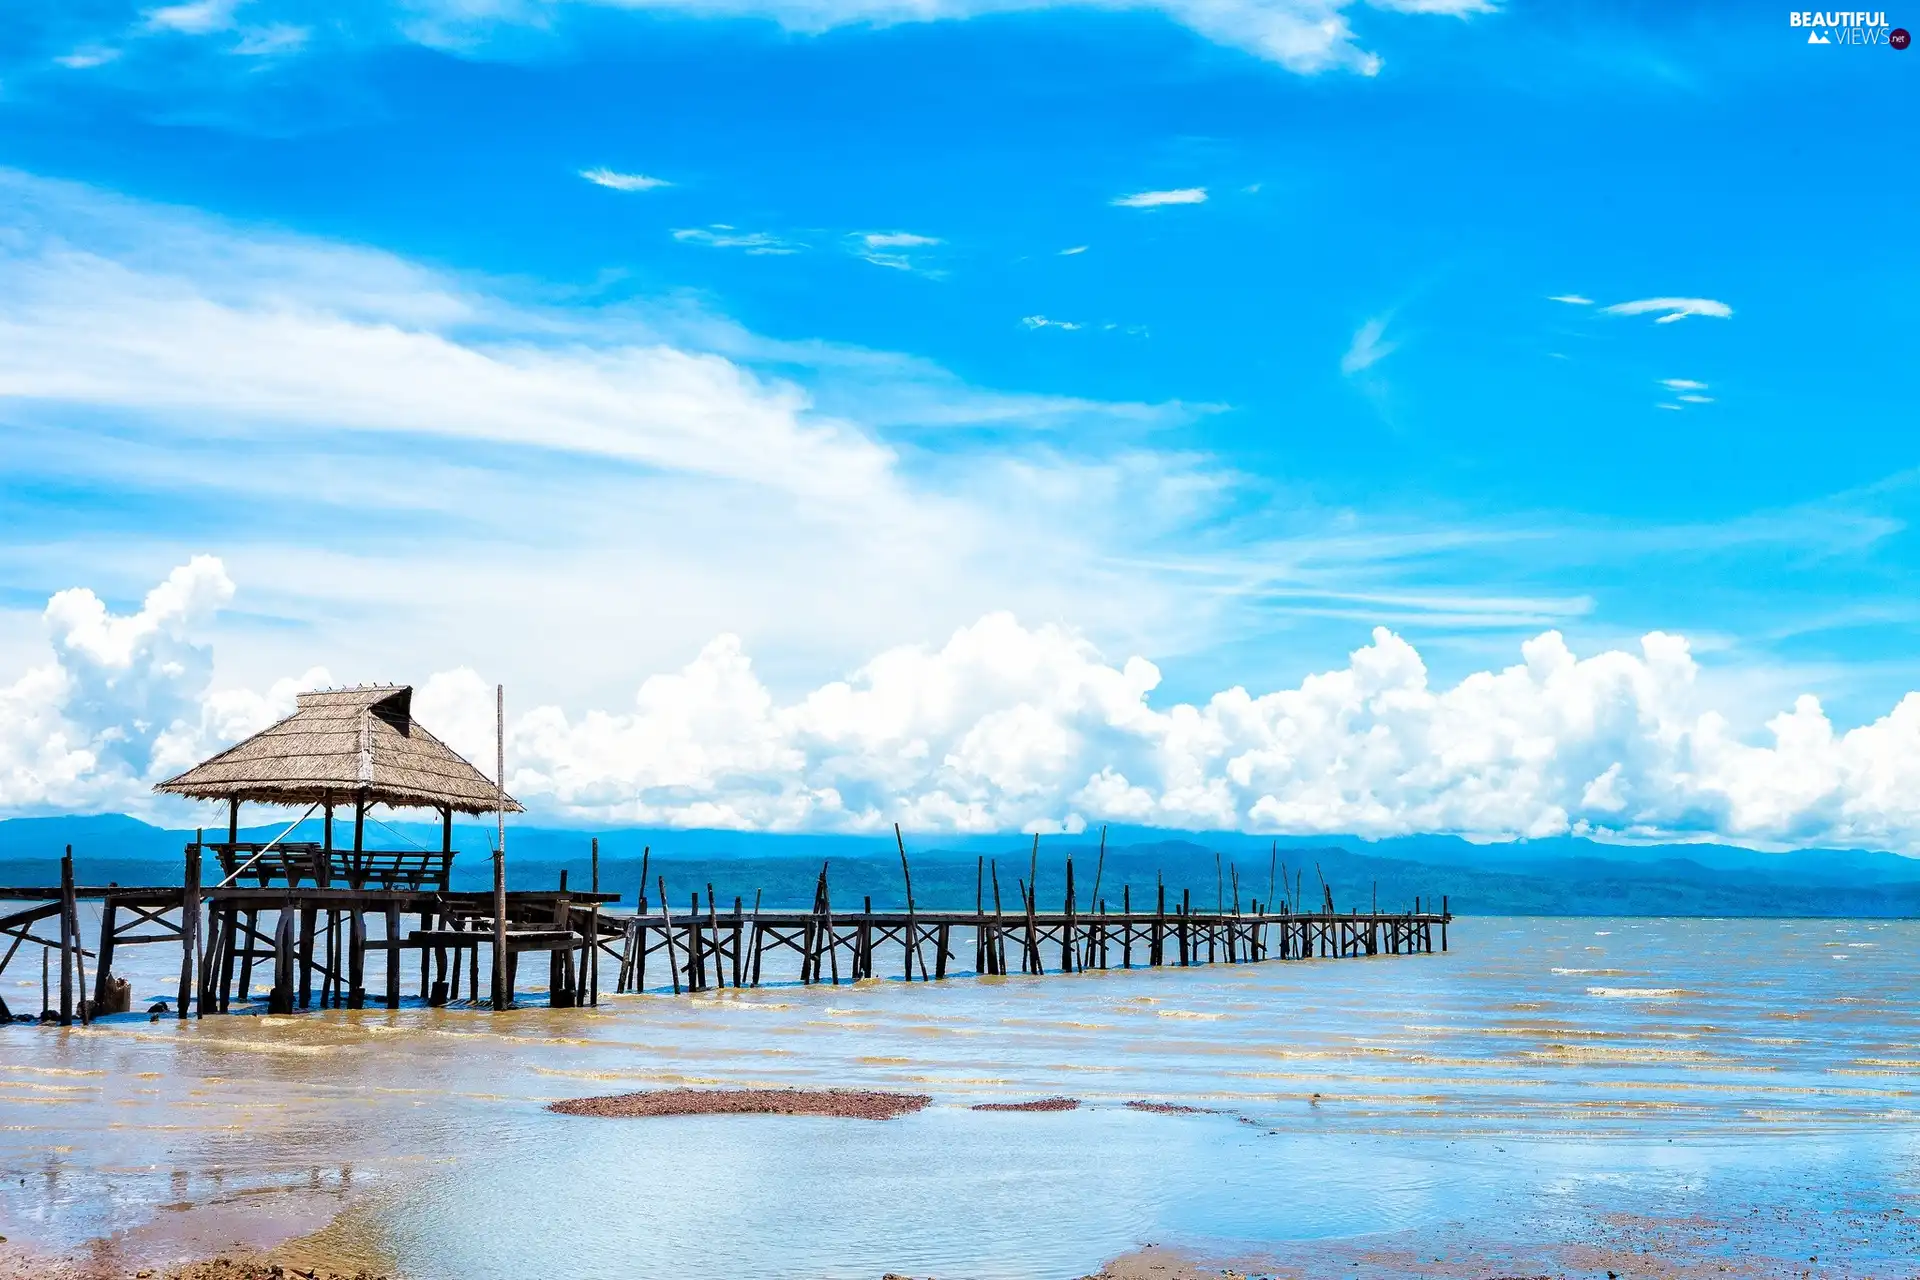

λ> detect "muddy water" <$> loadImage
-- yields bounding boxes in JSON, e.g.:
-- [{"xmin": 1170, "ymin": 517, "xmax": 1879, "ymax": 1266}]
[{"xmin": 3, "ymin": 917, "xmax": 1918, "ymax": 1277}]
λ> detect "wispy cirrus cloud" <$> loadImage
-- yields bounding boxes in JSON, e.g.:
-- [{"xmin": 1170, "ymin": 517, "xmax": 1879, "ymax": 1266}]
[
  {"xmin": 1604, "ymin": 296, "xmax": 1733, "ymax": 323},
  {"xmin": 1113, "ymin": 187, "xmax": 1208, "ymax": 209},
  {"xmin": 1022, "ymin": 315, "xmax": 1083, "ymax": 332},
  {"xmin": 850, "ymin": 231, "xmax": 942, "ymax": 273},
  {"xmin": 394, "ymin": 0, "xmax": 1495, "ymax": 76},
  {"xmin": 1060, "ymin": 245, "xmax": 1088, "ymax": 256},
  {"xmin": 1341, "ymin": 315, "xmax": 1398, "ymax": 375},
  {"xmin": 1548, "ymin": 293, "xmax": 1593, "ymax": 305},
  {"xmin": 673, "ymin": 224, "xmax": 804, "ymax": 254},
  {"xmin": 580, "ymin": 167, "xmax": 672, "ymax": 192},
  {"xmin": 1661, "ymin": 378, "xmax": 1708, "ymax": 391}
]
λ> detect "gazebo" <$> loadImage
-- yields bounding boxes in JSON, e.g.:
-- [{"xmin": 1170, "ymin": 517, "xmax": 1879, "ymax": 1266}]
[
  {"xmin": 144, "ymin": 684, "xmax": 579, "ymax": 1014},
  {"xmin": 156, "ymin": 685, "xmax": 520, "ymax": 892}
]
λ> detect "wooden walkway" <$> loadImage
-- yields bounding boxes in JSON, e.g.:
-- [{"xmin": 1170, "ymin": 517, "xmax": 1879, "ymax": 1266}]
[
  {"xmin": 612, "ymin": 900, "xmax": 1449, "ymax": 994},
  {"xmin": 4, "ymin": 841, "xmax": 1450, "ymax": 1025}
]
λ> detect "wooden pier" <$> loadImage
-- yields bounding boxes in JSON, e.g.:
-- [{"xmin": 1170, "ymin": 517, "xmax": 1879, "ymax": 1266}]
[
  {"xmin": 0, "ymin": 683, "xmax": 1451, "ymax": 1026},
  {"xmin": 3, "ymin": 846, "xmax": 1448, "ymax": 1023}
]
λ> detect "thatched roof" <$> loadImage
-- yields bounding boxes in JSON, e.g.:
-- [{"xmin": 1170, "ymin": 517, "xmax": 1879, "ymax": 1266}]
[{"xmin": 155, "ymin": 685, "xmax": 522, "ymax": 814}]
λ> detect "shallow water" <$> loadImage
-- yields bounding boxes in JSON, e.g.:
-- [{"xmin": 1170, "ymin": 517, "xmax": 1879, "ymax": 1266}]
[{"xmin": 4, "ymin": 916, "xmax": 1919, "ymax": 1276}]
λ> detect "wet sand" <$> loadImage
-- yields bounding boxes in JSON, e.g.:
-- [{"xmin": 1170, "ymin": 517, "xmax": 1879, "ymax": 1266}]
[
  {"xmin": 1082, "ymin": 1199, "xmax": 1920, "ymax": 1280},
  {"xmin": 548, "ymin": 1087, "xmax": 933, "ymax": 1120},
  {"xmin": 0, "ymin": 1190, "xmax": 398, "ymax": 1280}
]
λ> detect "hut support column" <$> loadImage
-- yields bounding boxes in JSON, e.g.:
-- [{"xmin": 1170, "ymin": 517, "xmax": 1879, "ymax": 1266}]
[{"xmin": 178, "ymin": 843, "xmax": 201, "ymax": 1020}]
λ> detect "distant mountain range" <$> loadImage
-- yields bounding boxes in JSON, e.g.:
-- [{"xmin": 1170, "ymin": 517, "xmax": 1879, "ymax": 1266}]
[{"xmin": 5, "ymin": 813, "xmax": 1918, "ymax": 918}]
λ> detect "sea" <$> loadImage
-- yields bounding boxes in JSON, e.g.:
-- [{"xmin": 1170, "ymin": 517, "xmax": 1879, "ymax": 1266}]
[{"xmin": 3, "ymin": 915, "xmax": 1918, "ymax": 1278}]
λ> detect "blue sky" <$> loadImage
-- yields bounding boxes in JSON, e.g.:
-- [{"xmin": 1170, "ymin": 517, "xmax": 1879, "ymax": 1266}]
[{"xmin": 1, "ymin": 1, "xmax": 1917, "ymax": 841}]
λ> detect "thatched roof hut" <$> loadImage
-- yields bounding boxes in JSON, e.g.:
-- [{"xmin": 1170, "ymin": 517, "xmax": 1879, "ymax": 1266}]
[{"xmin": 156, "ymin": 685, "xmax": 519, "ymax": 817}]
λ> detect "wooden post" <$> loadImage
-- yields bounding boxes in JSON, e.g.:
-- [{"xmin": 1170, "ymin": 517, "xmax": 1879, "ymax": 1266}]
[
  {"xmin": 237, "ymin": 907, "xmax": 257, "ymax": 1003},
  {"xmin": 94, "ymin": 898, "xmax": 119, "ymax": 1009},
  {"xmin": 657, "ymin": 877, "xmax": 681, "ymax": 995},
  {"xmin": 59, "ymin": 847, "xmax": 75, "ymax": 1026},
  {"xmin": 974, "ymin": 856, "xmax": 985, "ymax": 975},
  {"xmin": 178, "ymin": 842, "xmax": 201, "ymax": 1020},
  {"xmin": 270, "ymin": 906, "xmax": 295, "ymax": 1013},
  {"xmin": 493, "ymin": 683, "xmax": 510, "ymax": 1011},
  {"xmin": 1153, "ymin": 878, "xmax": 1165, "ymax": 967},
  {"xmin": 819, "ymin": 869, "xmax": 839, "ymax": 986},
  {"xmin": 218, "ymin": 901, "xmax": 241, "ymax": 1012},
  {"xmin": 348, "ymin": 908, "xmax": 366, "ymax": 1008},
  {"xmin": 590, "ymin": 837, "xmax": 603, "ymax": 1004},
  {"xmin": 748, "ymin": 888, "xmax": 764, "ymax": 987},
  {"xmin": 989, "ymin": 861, "xmax": 1006, "ymax": 976},
  {"xmin": 730, "ymin": 895, "xmax": 743, "ymax": 990},
  {"xmin": 1122, "ymin": 884, "xmax": 1132, "ymax": 968},
  {"xmin": 895, "ymin": 824, "xmax": 926, "ymax": 981},
  {"xmin": 1061, "ymin": 856, "xmax": 1075, "ymax": 974},
  {"xmin": 385, "ymin": 903, "xmax": 403, "ymax": 1008}
]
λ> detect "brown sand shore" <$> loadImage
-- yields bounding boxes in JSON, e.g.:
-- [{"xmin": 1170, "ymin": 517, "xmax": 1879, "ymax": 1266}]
[
  {"xmin": 971, "ymin": 1096, "xmax": 1081, "ymax": 1111},
  {"xmin": 1078, "ymin": 1201, "xmax": 1920, "ymax": 1280},
  {"xmin": 0, "ymin": 1192, "xmax": 398, "ymax": 1280},
  {"xmin": 548, "ymin": 1086, "xmax": 932, "ymax": 1119}
]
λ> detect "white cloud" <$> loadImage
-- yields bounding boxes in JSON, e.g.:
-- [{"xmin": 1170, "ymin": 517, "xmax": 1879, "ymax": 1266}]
[
  {"xmin": 850, "ymin": 231, "xmax": 942, "ymax": 273},
  {"xmin": 580, "ymin": 167, "xmax": 672, "ymax": 192},
  {"xmin": 1341, "ymin": 315, "xmax": 1397, "ymax": 375},
  {"xmin": 1060, "ymin": 245, "xmax": 1088, "ymax": 256},
  {"xmin": 56, "ymin": 47, "xmax": 123, "ymax": 69},
  {"xmin": 21, "ymin": 565, "xmax": 1920, "ymax": 854},
  {"xmin": 673, "ymin": 224, "xmax": 804, "ymax": 254},
  {"xmin": 1022, "ymin": 315, "xmax": 1083, "ymax": 332},
  {"xmin": 232, "ymin": 23, "xmax": 309, "ymax": 55},
  {"xmin": 0, "ymin": 169, "xmax": 1241, "ymax": 722},
  {"xmin": 1113, "ymin": 187, "xmax": 1208, "ymax": 208},
  {"xmin": 1660, "ymin": 378, "xmax": 1708, "ymax": 391},
  {"xmin": 1603, "ymin": 297, "xmax": 1734, "ymax": 323},
  {"xmin": 398, "ymin": 0, "xmax": 1495, "ymax": 75},
  {"xmin": 1548, "ymin": 294, "xmax": 1593, "ymax": 306},
  {"xmin": 145, "ymin": 0, "xmax": 243, "ymax": 34},
  {"xmin": 860, "ymin": 232, "xmax": 939, "ymax": 249},
  {"xmin": 1677, "ymin": 394, "xmax": 1713, "ymax": 405}
]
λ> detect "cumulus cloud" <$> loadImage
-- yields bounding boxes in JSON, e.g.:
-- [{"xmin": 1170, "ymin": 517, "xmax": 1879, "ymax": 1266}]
[
  {"xmin": 14, "ymin": 561, "xmax": 1920, "ymax": 853},
  {"xmin": 1341, "ymin": 315, "xmax": 1397, "ymax": 375},
  {"xmin": 2, "ymin": 555, "xmax": 248, "ymax": 811},
  {"xmin": 1112, "ymin": 187, "xmax": 1208, "ymax": 208},
  {"xmin": 1603, "ymin": 297, "xmax": 1734, "ymax": 323},
  {"xmin": 580, "ymin": 167, "xmax": 672, "ymax": 192}
]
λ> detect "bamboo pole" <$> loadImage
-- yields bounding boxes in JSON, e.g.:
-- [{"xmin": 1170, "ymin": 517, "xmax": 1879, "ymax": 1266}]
[{"xmin": 492, "ymin": 683, "xmax": 510, "ymax": 1010}]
